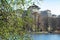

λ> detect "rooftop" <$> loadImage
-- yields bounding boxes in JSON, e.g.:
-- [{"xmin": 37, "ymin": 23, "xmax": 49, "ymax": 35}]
[{"xmin": 28, "ymin": 3, "xmax": 40, "ymax": 9}]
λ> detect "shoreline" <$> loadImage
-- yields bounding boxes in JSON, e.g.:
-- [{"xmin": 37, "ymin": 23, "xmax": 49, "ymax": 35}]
[{"xmin": 28, "ymin": 31, "xmax": 60, "ymax": 34}]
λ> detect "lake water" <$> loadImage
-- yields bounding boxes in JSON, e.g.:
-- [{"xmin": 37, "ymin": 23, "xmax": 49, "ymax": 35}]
[
  {"xmin": 0, "ymin": 34, "xmax": 60, "ymax": 40},
  {"xmin": 31, "ymin": 34, "xmax": 60, "ymax": 40}
]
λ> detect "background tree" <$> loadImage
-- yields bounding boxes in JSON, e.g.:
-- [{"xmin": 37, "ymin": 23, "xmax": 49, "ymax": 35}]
[
  {"xmin": 48, "ymin": 17, "xmax": 57, "ymax": 32},
  {"xmin": 56, "ymin": 17, "xmax": 60, "ymax": 30},
  {"xmin": 0, "ymin": 0, "xmax": 42, "ymax": 40},
  {"xmin": 0, "ymin": 0, "xmax": 32, "ymax": 40}
]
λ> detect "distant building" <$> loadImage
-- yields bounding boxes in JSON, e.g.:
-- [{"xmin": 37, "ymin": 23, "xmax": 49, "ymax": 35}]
[
  {"xmin": 57, "ymin": 15, "xmax": 60, "ymax": 18},
  {"xmin": 40, "ymin": 10, "xmax": 52, "ymax": 17},
  {"xmin": 21, "ymin": 3, "xmax": 60, "ymax": 32},
  {"xmin": 27, "ymin": 4, "xmax": 53, "ymax": 31},
  {"xmin": 52, "ymin": 14, "xmax": 57, "ymax": 18},
  {"xmin": 28, "ymin": 3, "xmax": 40, "ymax": 13},
  {"xmin": 56, "ymin": 15, "xmax": 60, "ymax": 31},
  {"xmin": 28, "ymin": 3, "xmax": 42, "ymax": 32},
  {"xmin": 40, "ymin": 10, "xmax": 52, "ymax": 31}
]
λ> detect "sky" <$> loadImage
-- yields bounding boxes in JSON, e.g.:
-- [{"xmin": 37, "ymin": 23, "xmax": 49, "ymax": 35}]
[
  {"xmin": 7, "ymin": 0, "xmax": 60, "ymax": 15},
  {"xmin": 35, "ymin": 0, "xmax": 60, "ymax": 15}
]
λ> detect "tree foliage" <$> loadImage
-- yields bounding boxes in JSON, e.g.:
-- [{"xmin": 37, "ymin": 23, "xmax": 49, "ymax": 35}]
[
  {"xmin": 0, "ymin": 0, "xmax": 32, "ymax": 40},
  {"xmin": 0, "ymin": 0, "xmax": 42, "ymax": 40}
]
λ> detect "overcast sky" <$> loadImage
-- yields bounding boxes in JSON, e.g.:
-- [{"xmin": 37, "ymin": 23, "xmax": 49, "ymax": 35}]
[{"xmin": 35, "ymin": 0, "xmax": 60, "ymax": 15}]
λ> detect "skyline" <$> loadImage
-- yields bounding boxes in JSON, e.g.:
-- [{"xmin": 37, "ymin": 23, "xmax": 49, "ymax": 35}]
[{"xmin": 35, "ymin": 0, "xmax": 60, "ymax": 15}]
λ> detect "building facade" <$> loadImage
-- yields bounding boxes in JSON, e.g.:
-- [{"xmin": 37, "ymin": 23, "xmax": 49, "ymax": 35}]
[{"xmin": 22, "ymin": 3, "xmax": 60, "ymax": 32}]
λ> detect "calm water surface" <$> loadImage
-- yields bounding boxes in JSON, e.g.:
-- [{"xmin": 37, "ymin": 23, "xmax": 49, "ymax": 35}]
[{"xmin": 31, "ymin": 34, "xmax": 60, "ymax": 40}]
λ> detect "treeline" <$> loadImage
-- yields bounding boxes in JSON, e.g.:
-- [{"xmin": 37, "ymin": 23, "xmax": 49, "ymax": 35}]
[{"xmin": 48, "ymin": 17, "xmax": 60, "ymax": 32}]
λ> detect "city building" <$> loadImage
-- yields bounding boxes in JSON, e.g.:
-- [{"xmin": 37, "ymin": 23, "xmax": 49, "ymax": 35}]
[
  {"xmin": 22, "ymin": 3, "xmax": 60, "ymax": 32},
  {"xmin": 28, "ymin": 3, "xmax": 42, "ymax": 32}
]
